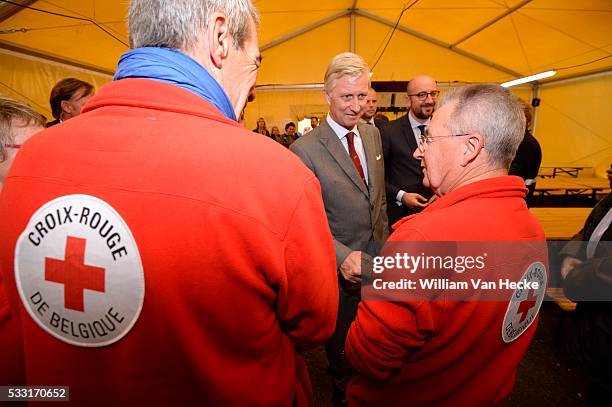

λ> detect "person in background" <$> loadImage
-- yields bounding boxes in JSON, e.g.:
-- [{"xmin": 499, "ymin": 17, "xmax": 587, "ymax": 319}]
[
  {"xmin": 252, "ymin": 117, "xmax": 270, "ymax": 136},
  {"xmin": 0, "ymin": 95, "xmax": 46, "ymax": 190},
  {"xmin": 509, "ymin": 98, "xmax": 542, "ymax": 206},
  {"xmin": 280, "ymin": 121, "xmax": 297, "ymax": 148},
  {"xmin": 0, "ymin": 94, "xmax": 46, "ymax": 385},
  {"xmin": 270, "ymin": 125, "xmax": 281, "ymax": 142},
  {"xmin": 310, "ymin": 116, "xmax": 319, "ymax": 129},
  {"xmin": 47, "ymin": 78, "xmax": 94, "ymax": 127},
  {"xmin": 380, "ymin": 75, "xmax": 437, "ymax": 230},
  {"xmin": 560, "ymin": 164, "xmax": 612, "ymax": 406},
  {"xmin": 0, "ymin": 0, "xmax": 338, "ymax": 405},
  {"xmin": 359, "ymin": 87, "xmax": 377, "ymax": 127}
]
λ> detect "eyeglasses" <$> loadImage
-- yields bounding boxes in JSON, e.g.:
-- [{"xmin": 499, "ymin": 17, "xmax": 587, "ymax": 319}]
[
  {"xmin": 418, "ymin": 131, "xmax": 471, "ymax": 152},
  {"xmin": 408, "ymin": 91, "xmax": 440, "ymax": 101},
  {"xmin": 247, "ymin": 53, "xmax": 262, "ymax": 70}
]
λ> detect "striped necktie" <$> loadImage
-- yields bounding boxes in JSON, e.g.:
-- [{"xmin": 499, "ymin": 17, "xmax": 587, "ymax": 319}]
[{"xmin": 346, "ymin": 132, "xmax": 366, "ymax": 185}]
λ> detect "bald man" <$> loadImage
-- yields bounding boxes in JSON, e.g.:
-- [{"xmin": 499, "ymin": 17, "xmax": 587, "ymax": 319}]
[{"xmin": 380, "ymin": 75, "xmax": 438, "ymax": 228}]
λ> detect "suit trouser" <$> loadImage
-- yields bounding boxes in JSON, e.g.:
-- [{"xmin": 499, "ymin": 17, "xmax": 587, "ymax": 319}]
[{"xmin": 325, "ymin": 276, "xmax": 360, "ymax": 393}]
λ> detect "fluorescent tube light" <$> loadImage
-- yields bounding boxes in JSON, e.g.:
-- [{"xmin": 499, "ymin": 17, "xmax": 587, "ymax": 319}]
[{"xmin": 501, "ymin": 70, "xmax": 556, "ymax": 87}]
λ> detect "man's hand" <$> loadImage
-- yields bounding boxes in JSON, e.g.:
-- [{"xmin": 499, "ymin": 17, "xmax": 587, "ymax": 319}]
[
  {"xmin": 560, "ymin": 256, "xmax": 582, "ymax": 279},
  {"xmin": 339, "ymin": 251, "xmax": 362, "ymax": 284},
  {"xmin": 401, "ymin": 193, "xmax": 429, "ymax": 209}
]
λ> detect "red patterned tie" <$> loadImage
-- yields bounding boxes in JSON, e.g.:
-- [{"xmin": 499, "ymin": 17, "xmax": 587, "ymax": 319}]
[{"xmin": 346, "ymin": 132, "xmax": 366, "ymax": 185}]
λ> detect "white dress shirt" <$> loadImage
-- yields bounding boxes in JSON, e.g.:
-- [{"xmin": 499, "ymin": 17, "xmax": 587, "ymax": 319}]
[{"xmin": 326, "ymin": 114, "xmax": 369, "ymax": 185}]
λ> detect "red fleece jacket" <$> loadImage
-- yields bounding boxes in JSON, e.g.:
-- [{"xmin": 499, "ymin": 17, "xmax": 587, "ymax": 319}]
[
  {"xmin": 346, "ymin": 176, "xmax": 547, "ymax": 407},
  {"xmin": 0, "ymin": 79, "xmax": 338, "ymax": 406}
]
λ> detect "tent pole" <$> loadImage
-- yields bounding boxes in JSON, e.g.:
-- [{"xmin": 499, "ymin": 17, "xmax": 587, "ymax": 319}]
[
  {"xmin": 531, "ymin": 84, "xmax": 540, "ymax": 137},
  {"xmin": 0, "ymin": 42, "xmax": 114, "ymax": 76},
  {"xmin": 451, "ymin": 0, "xmax": 534, "ymax": 47},
  {"xmin": 540, "ymin": 67, "xmax": 612, "ymax": 87},
  {"xmin": 0, "ymin": 0, "xmax": 38, "ymax": 23},
  {"xmin": 349, "ymin": 12, "xmax": 356, "ymax": 52},
  {"xmin": 256, "ymin": 84, "xmax": 324, "ymax": 91},
  {"xmin": 355, "ymin": 9, "xmax": 523, "ymax": 79},
  {"xmin": 260, "ymin": 10, "xmax": 351, "ymax": 52},
  {"xmin": 350, "ymin": 0, "xmax": 358, "ymax": 53}
]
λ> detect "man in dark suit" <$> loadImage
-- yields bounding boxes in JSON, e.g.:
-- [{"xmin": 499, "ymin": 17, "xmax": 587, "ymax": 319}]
[
  {"xmin": 560, "ymin": 165, "xmax": 612, "ymax": 406},
  {"xmin": 509, "ymin": 99, "xmax": 542, "ymax": 205},
  {"xmin": 290, "ymin": 52, "xmax": 388, "ymax": 406},
  {"xmin": 381, "ymin": 75, "xmax": 438, "ymax": 228}
]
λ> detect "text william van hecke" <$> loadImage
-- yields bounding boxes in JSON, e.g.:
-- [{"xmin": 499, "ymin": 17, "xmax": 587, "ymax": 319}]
[{"xmin": 373, "ymin": 278, "xmax": 540, "ymax": 290}]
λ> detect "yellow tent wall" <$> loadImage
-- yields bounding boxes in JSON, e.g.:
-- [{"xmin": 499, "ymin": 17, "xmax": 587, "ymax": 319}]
[
  {"xmin": 244, "ymin": 88, "xmax": 327, "ymax": 132},
  {"xmin": 0, "ymin": 50, "xmax": 111, "ymax": 120},
  {"xmin": 535, "ymin": 72, "xmax": 612, "ymax": 170}
]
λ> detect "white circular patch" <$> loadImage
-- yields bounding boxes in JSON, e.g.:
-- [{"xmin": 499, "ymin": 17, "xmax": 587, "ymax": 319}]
[
  {"xmin": 15, "ymin": 194, "xmax": 144, "ymax": 347},
  {"xmin": 501, "ymin": 262, "xmax": 547, "ymax": 343}
]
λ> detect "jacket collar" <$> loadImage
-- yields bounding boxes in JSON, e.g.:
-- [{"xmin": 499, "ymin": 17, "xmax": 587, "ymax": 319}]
[
  {"xmin": 83, "ymin": 78, "xmax": 241, "ymax": 128},
  {"xmin": 393, "ymin": 176, "xmax": 527, "ymax": 229}
]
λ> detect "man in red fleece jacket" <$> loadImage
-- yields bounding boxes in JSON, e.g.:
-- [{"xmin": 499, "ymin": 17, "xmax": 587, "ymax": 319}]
[
  {"xmin": 0, "ymin": 0, "xmax": 337, "ymax": 405},
  {"xmin": 346, "ymin": 84, "xmax": 548, "ymax": 406}
]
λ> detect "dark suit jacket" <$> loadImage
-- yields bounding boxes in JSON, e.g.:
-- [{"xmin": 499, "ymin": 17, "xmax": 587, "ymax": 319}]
[
  {"xmin": 46, "ymin": 119, "xmax": 60, "ymax": 128},
  {"xmin": 290, "ymin": 119, "xmax": 388, "ymax": 268},
  {"xmin": 509, "ymin": 131, "xmax": 542, "ymax": 181},
  {"xmin": 560, "ymin": 193, "xmax": 612, "ymax": 387},
  {"xmin": 380, "ymin": 113, "xmax": 433, "ymax": 226},
  {"xmin": 509, "ymin": 130, "xmax": 542, "ymax": 204}
]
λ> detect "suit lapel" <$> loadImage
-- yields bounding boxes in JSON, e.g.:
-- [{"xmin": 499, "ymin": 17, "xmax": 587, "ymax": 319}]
[
  {"xmin": 319, "ymin": 121, "xmax": 369, "ymax": 196},
  {"xmin": 359, "ymin": 124, "xmax": 377, "ymax": 192},
  {"xmin": 401, "ymin": 113, "xmax": 418, "ymax": 154}
]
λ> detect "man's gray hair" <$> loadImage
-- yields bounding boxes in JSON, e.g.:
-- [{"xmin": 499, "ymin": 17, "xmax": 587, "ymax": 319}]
[
  {"xmin": 128, "ymin": 0, "xmax": 259, "ymax": 50},
  {"xmin": 439, "ymin": 84, "xmax": 526, "ymax": 169},
  {"xmin": 0, "ymin": 95, "xmax": 46, "ymax": 162},
  {"xmin": 324, "ymin": 52, "xmax": 370, "ymax": 94}
]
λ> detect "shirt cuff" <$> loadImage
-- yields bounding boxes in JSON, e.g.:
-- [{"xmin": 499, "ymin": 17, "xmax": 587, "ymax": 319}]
[{"xmin": 396, "ymin": 190, "xmax": 405, "ymax": 206}]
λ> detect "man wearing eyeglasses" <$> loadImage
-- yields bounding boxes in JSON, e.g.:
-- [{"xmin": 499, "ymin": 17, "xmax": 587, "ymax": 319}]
[
  {"xmin": 0, "ymin": 95, "xmax": 46, "ymax": 190},
  {"xmin": 381, "ymin": 75, "xmax": 438, "ymax": 230},
  {"xmin": 346, "ymin": 84, "xmax": 547, "ymax": 406}
]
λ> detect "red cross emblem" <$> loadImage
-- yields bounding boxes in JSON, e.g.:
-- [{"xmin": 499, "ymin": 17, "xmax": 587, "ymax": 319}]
[
  {"xmin": 516, "ymin": 289, "xmax": 537, "ymax": 323},
  {"xmin": 45, "ymin": 236, "xmax": 106, "ymax": 312}
]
